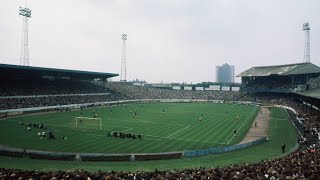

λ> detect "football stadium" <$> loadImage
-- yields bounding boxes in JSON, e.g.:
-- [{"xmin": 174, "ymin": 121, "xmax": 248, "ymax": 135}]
[
  {"xmin": 1, "ymin": 1, "xmax": 320, "ymax": 179},
  {"xmin": 0, "ymin": 62, "xmax": 320, "ymax": 179}
]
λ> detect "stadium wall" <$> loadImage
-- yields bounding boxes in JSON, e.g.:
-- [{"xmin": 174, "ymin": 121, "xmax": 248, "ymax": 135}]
[
  {"xmin": 0, "ymin": 138, "xmax": 266, "ymax": 161},
  {"xmin": 183, "ymin": 137, "xmax": 267, "ymax": 157}
]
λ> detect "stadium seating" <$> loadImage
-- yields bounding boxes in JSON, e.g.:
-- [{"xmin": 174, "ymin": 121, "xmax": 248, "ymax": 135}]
[
  {"xmin": 0, "ymin": 79, "xmax": 109, "ymax": 96},
  {"xmin": 0, "ymin": 94, "xmax": 124, "ymax": 110},
  {"xmin": 106, "ymin": 82, "xmax": 242, "ymax": 101},
  {"xmin": 0, "ymin": 81, "xmax": 242, "ymax": 110},
  {"xmin": 0, "ymin": 80, "xmax": 128, "ymax": 110}
]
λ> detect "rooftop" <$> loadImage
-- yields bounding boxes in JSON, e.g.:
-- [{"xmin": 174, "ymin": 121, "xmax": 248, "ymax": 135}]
[
  {"xmin": 0, "ymin": 63, "xmax": 118, "ymax": 80},
  {"xmin": 237, "ymin": 63, "xmax": 320, "ymax": 77}
]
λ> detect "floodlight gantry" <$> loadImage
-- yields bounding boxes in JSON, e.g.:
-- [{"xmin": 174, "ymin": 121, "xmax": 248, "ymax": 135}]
[
  {"xmin": 19, "ymin": 3, "xmax": 32, "ymax": 66},
  {"xmin": 302, "ymin": 22, "xmax": 311, "ymax": 63},
  {"xmin": 120, "ymin": 34, "xmax": 127, "ymax": 82}
]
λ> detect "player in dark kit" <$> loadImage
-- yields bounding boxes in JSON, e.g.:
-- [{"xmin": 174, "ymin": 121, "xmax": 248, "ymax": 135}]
[{"xmin": 281, "ymin": 143, "xmax": 286, "ymax": 153}]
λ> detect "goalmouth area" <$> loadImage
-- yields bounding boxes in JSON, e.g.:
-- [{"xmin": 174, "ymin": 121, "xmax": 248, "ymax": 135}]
[
  {"xmin": 75, "ymin": 117, "xmax": 102, "ymax": 130},
  {"xmin": 0, "ymin": 100, "xmax": 298, "ymax": 171}
]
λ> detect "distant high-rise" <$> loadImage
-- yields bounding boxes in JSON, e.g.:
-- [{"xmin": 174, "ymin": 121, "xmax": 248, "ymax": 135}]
[{"xmin": 216, "ymin": 63, "xmax": 235, "ymax": 83}]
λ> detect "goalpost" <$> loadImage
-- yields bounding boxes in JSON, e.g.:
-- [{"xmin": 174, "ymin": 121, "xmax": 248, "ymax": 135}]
[{"xmin": 75, "ymin": 117, "xmax": 102, "ymax": 130}]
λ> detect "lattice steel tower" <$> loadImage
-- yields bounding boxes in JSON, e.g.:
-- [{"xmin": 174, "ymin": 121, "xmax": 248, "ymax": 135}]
[
  {"xmin": 120, "ymin": 34, "xmax": 127, "ymax": 82},
  {"xmin": 19, "ymin": 1, "xmax": 32, "ymax": 66},
  {"xmin": 303, "ymin": 22, "xmax": 310, "ymax": 63}
]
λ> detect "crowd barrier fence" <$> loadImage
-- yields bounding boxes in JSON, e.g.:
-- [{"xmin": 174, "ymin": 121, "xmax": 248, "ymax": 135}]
[{"xmin": 183, "ymin": 137, "xmax": 267, "ymax": 157}]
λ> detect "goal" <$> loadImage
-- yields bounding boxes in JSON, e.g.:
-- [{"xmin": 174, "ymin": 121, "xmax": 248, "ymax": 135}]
[{"xmin": 75, "ymin": 117, "xmax": 102, "ymax": 130}]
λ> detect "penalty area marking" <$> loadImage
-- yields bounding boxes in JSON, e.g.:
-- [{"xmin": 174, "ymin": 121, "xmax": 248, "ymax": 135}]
[{"xmin": 227, "ymin": 108, "xmax": 257, "ymax": 145}]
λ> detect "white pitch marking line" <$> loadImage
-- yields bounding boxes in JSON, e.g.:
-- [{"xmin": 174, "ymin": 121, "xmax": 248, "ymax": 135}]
[
  {"xmin": 165, "ymin": 125, "xmax": 190, "ymax": 138},
  {"xmin": 227, "ymin": 108, "xmax": 257, "ymax": 145}
]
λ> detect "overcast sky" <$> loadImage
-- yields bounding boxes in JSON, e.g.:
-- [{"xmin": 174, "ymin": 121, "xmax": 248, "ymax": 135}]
[{"xmin": 0, "ymin": 0, "xmax": 319, "ymax": 83}]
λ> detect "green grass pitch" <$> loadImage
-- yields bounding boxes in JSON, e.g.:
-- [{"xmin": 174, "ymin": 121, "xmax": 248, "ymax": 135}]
[
  {"xmin": 0, "ymin": 103, "xmax": 259, "ymax": 153},
  {"xmin": 0, "ymin": 107, "xmax": 298, "ymax": 171}
]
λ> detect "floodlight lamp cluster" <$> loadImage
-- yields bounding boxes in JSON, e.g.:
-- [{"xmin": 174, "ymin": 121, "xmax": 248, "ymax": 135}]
[
  {"xmin": 122, "ymin": 34, "xmax": 127, "ymax": 40},
  {"xmin": 19, "ymin": 7, "xmax": 32, "ymax": 18},
  {"xmin": 303, "ymin": 22, "xmax": 310, "ymax": 31}
]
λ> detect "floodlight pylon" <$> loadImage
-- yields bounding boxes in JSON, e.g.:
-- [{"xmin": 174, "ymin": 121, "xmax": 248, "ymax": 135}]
[
  {"xmin": 120, "ymin": 34, "xmax": 127, "ymax": 82},
  {"xmin": 19, "ymin": 1, "xmax": 32, "ymax": 66},
  {"xmin": 303, "ymin": 22, "xmax": 311, "ymax": 63}
]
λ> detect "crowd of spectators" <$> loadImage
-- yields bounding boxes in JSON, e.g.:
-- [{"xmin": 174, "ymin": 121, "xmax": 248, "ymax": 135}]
[
  {"xmin": 243, "ymin": 82, "xmax": 292, "ymax": 92},
  {"xmin": 0, "ymin": 81, "xmax": 129, "ymax": 110},
  {"xmin": 0, "ymin": 80, "xmax": 110, "ymax": 97},
  {"xmin": 0, "ymin": 142, "xmax": 319, "ymax": 179},
  {"xmin": 242, "ymin": 77, "xmax": 293, "ymax": 92},
  {"xmin": 106, "ymin": 82, "xmax": 241, "ymax": 101},
  {"xmin": 0, "ymin": 81, "xmax": 243, "ymax": 110},
  {"xmin": 0, "ymin": 94, "xmax": 126, "ymax": 110}
]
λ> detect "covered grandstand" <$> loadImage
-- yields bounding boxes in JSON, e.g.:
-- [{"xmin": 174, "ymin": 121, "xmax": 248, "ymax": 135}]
[
  {"xmin": 0, "ymin": 63, "xmax": 118, "ymax": 81},
  {"xmin": 238, "ymin": 62, "xmax": 320, "ymax": 93},
  {"xmin": 238, "ymin": 62, "xmax": 320, "ymax": 125},
  {"xmin": 0, "ymin": 64, "xmax": 122, "ymax": 111}
]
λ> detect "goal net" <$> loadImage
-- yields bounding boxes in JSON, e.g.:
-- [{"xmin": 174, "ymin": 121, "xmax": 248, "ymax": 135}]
[{"xmin": 75, "ymin": 117, "xmax": 102, "ymax": 130}]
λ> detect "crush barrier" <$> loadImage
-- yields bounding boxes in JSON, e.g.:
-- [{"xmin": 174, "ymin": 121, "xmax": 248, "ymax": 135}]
[{"xmin": 184, "ymin": 137, "xmax": 267, "ymax": 157}]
